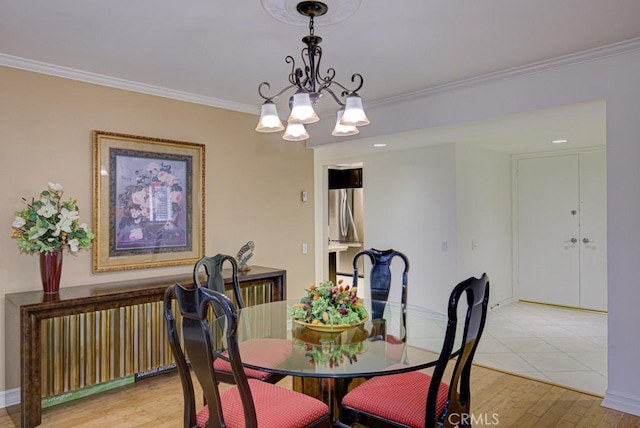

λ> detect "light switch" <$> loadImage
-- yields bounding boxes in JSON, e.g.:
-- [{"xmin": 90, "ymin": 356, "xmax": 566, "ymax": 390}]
[
  {"xmin": 302, "ymin": 243, "xmax": 308, "ymax": 254},
  {"xmin": 301, "ymin": 191, "xmax": 308, "ymax": 202}
]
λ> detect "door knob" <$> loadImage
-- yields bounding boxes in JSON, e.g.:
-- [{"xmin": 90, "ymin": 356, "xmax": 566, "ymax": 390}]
[
  {"xmin": 583, "ymin": 238, "xmax": 592, "ymax": 244},
  {"xmin": 566, "ymin": 238, "xmax": 578, "ymax": 244}
]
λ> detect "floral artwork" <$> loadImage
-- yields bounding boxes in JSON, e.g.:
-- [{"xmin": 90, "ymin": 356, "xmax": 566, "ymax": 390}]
[
  {"xmin": 11, "ymin": 182, "xmax": 94, "ymax": 254},
  {"xmin": 93, "ymin": 131, "xmax": 204, "ymax": 272},
  {"xmin": 111, "ymin": 150, "xmax": 191, "ymax": 256}
]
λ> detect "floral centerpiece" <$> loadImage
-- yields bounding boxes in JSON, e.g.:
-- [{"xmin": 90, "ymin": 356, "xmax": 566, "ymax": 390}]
[
  {"xmin": 290, "ymin": 279, "xmax": 368, "ymax": 328},
  {"xmin": 11, "ymin": 182, "xmax": 94, "ymax": 254}
]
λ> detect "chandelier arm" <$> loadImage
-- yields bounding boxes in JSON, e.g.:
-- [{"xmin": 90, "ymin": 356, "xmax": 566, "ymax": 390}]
[
  {"xmin": 286, "ymin": 56, "xmax": 303, "ymax": 86},
  {"xmin": 320, "ymin": 87, "xmax": 346, "ymax": 107},
  {"xmin": 323, "ymin": 72, "xmax": 364, "ymax": 98},
  {"xmin": 258, "ymin": 81, "xmax": 298, "ymax": 101},
  {"xmin": 313, "ymin": 48, "xmax": 337, "ymax": 85},
  {"xmin": 334, "ymin": 73, "xmax": 364, "ymax": 97}
]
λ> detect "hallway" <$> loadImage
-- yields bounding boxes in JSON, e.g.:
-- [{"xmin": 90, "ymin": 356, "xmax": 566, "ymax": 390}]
[{"xmin": 476, "ymin": 301, "xmax": 607, "ymax": 395}]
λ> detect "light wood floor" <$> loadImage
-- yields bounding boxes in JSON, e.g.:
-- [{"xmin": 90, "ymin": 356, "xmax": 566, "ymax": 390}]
[{"xmin": 1, "ymin": 365, "xmax": 639, "ymax": 427}]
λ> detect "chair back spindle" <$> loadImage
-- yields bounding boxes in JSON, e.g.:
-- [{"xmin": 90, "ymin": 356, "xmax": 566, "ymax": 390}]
[
  {"xmin": 193, "ymin": 254, "xmax": 244, "ymax": 308},
  {"xmin": 352, "ymin": 248, "xmax": 409, "ymax": 325}
]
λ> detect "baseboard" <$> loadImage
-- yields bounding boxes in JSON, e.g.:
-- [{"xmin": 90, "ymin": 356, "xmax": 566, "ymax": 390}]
[
  {"xmin": 602, "ymin": 390, "xmax": 640, "ymax": 417},
  {"xmin": 0, "ymin": 388, "xmax": 20, "ymax": 409},
  {"xmin": 489, "ymin": 296, "xmax": 517, "ymax": 310}
]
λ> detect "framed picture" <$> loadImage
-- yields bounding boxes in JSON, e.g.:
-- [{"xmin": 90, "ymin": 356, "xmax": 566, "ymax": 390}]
[{"xmin": 92, "ymin": 131, "xmax": 205, "ymax": 272}]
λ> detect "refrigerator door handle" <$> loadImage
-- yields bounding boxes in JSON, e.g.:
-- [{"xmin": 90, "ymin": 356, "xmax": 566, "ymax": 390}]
[{"xmin": 340, "ymin": 189, "xmax": 348, "ymax": 237}]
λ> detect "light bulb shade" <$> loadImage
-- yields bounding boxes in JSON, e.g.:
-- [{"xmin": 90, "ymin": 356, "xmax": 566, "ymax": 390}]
[
  {"xmin": 255, "ymin": 101, "xmax": 284, "ymax": 132},
  {"xmin": 282, "ymin": 123, "xmax": 309, "ymax": 141},
  {"xmin": 332, "ymin": 109, "xmax": 359, "ymax": 137},
  {"xmin": 287, "ymin": 91, "xmax": 320, "ymax": 124},
  {"xmin": 340, "ymin": 94, "xmax": 370, "ymax": 127}
]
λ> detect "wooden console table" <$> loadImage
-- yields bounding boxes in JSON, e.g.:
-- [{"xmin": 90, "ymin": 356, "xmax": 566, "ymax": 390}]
[{"xmin": 4, "ymin": 266, "xmax": 286, "ymax": 427}]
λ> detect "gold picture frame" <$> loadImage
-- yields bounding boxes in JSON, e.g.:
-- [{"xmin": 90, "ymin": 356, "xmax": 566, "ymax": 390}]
[{"xmin": 92, "ymin": 130, "xmax": 205, "ymax": 272}]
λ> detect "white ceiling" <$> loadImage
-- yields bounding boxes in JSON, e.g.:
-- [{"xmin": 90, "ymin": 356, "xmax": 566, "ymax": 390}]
[{"xmin": 1, "ymin": 0, "xmax": 638, "ymax": 153}]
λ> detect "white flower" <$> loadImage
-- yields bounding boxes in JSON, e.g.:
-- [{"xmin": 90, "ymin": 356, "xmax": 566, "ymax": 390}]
[
  {"xmin": 48, "ymin": 182, "xmax": 64, "ymax": 192},
  {"xmin": 52, "ymin": 207, "xmax": 79, "ymax": 236},
  {"xmin": 30, "ymin": 228, "xmax": 47, "ymax": 241},
  {"xmin": 68, "ymin": 238, "xmax": 80, "ymax": 252},
  {"xmin": 129, "ymin": 228, "xmax": 143, "ymax": 241},
  {"xmin": 12, "ymin": 217, "xmax": 26, "ymax": 228},
  {"xmin": 37, "ymin": 202, "xmax": 58, "ymax": 219},
  {"xmin": 79, "ymin": 223, "xmax": 88, "ymax": 230}
]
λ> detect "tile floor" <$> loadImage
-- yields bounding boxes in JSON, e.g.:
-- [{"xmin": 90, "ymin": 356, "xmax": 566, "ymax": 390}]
[{"xmin": 475, "ymin": 301, "xmax": 607, "ymax": 396}]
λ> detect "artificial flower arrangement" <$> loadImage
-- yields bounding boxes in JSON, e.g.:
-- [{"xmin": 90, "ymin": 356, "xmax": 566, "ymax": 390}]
[
  {"xmin": 290, "ymin": 279, "xmax": 368, "ymax": 327},
  {"xmin": 11, "ymin": 182, "xmax": 94, "ymax": 254}
]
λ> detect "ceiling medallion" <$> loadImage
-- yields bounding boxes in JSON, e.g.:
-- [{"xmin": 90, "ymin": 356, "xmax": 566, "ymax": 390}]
[{"xmin": 261, "ymin": 0, "xmax": 361, "ymax": 26}]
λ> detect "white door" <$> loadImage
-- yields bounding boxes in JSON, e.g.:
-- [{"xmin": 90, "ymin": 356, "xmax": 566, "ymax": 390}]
[
  {"xmin": 517, "ymin": 155, "xmax": 581, "ymax": 307},
  {"xmin": 516, "ymin": 151, "xmax": 607, "ymax": 311},
  {"xmin": 579, "ymin": 151, "xmax": 607, "ymax": 311}
]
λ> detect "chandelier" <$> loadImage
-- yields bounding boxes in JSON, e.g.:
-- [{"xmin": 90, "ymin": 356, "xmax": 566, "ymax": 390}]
[{"xmin": 255, "ymin": 0, "xmax": 370, "ymax": 141}]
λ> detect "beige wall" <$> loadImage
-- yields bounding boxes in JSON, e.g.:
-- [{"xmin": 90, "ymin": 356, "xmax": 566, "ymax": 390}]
[{"xmin": 0, "ymin": 66, "xmax": 316, "ymax": 392}]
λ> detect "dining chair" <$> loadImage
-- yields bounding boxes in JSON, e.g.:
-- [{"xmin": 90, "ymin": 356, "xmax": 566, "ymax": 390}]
[
  {"xmin": 339, "ymin": 273, "xmax": 490, "ymax": 428},
  {"xmin": 193, "ymin": 254, "xmax": 288, "ymax": 384},
  {"xmin": 164, "ymin": 283, "xmax": 332, "ymax": 428},
  {"xmin": 352, "ymin": 248, "xmax": 409, "ymax": 343}
]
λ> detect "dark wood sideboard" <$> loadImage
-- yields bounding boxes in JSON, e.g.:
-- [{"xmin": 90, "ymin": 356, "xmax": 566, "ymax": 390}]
[{"xmin": 4, "ymin": 266, "xmax": 286, "ymax": 428}]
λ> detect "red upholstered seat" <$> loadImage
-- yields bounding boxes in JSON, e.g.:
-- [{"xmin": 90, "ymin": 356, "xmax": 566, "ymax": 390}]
[
  {"xmin": 213, "ymin": 338, "xmax": 292, "ymax": 380},
  {"xmin": 196, "ymin": 379, "xmax": 329, "ymax": 428},
  {"xmin": 342, "ymin": 370, "xmax": 449, "ymax": 428}
]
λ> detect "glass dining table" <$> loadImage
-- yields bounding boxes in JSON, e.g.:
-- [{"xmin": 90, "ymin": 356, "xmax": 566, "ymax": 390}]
[{"xmin": 215, "ymin": 299, "xmax": 461, "ymax": 422}]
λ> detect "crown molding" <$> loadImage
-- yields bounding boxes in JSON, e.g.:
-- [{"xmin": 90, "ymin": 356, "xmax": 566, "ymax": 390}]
[
  {"xmin": 368, "ymin": 37, "xmax": 640, "ymax": 109},
  {"xmin": 2, "ymin": 37, "xmax": 640, "ymax": 116},
  {"xmin": 0, "ymin": 53, "xmax": 260, "ymax": 115}
]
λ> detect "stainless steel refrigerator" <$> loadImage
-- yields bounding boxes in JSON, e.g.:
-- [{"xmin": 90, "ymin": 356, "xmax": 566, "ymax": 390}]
[{"xmin": 328, "ymin": 187, "xmax": 364, "ymax": 275}]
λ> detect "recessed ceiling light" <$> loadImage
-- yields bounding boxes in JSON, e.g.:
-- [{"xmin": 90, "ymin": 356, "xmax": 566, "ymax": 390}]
[
  {"xmin": 373, "ymin": 143, "xmax": 387, "ymax": 147},
  {"xmin": 552, "ymin": 139, "xmax": 568, "ymax": 144}
]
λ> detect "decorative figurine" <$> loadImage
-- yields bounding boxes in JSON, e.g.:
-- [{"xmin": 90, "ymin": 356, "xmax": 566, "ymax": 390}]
[{"xmin": 236, "ymin": 241, "xmax": 255, "ymax": 272}]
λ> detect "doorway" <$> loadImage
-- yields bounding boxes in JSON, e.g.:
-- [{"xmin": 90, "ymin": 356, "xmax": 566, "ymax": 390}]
[{"xmin": 516, "ymin": 150, "xmax": 607, "ymax": 311}]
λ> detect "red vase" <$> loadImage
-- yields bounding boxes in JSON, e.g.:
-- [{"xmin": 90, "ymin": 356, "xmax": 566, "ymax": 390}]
[{"xmin": 40, "ymin": 249, "xmax": 63, "ymax": 293}]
